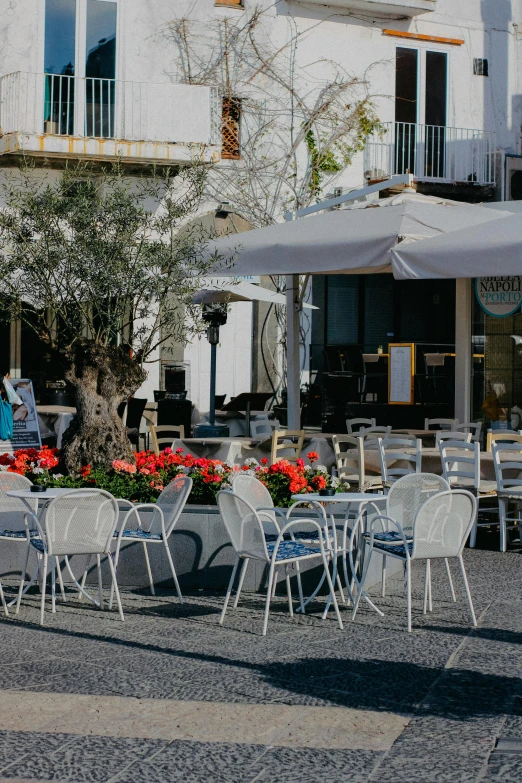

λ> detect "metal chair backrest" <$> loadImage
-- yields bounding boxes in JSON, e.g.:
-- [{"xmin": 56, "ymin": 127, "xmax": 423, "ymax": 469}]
[
  {"xmin": 387, "ymin": 472, "xmax": 449, "ymax": 537},
  {"xmin": 125, "ymin": 397, "xmax": 147, "ymax": 430},
  {"xmin": 440, "ymin": 440, "xmax": 480, "ymax": 490},
  {"xmin": 455, "ymin": 422, "xmax": 482, "ymax": 443},
  {"xmin": 332, "ymin": 435, "xmax": 364, "ymax": 488},
  {"xmin": 424, "ymin": 417, "xmax": 458, "ymax": 431},
  {"xmin": 492, "ymin": 442, "xmax": 522, "ymax": 493},
  {"xmin": 152, "ymin": 475, "xmax": 192, "ymax": 537},
  {"xmin": 486, "ymin": 430, "xmax": 522, "ymax": 452},
  {"xmin": 232, "ymin": 473, "xmax": 278, "ymax": 529},
  {"xmin": 149, "ymin": 424, "xmax": 185, "ymax": 455},
  {"xmin": 435, "ymin": 430, "xmax": 472, "ymax": 446},
  {"xmin": 359, "ymin": 425, "xmax": 392, "ymax": 449},
  {"xmin": 250, "ymin": 419, "xmax": 278, "ymax": 439},
  {"xmin": 217, "ymin": 490, "xmax": 269, "ymax": 561},
  {"xmin": 41, "ymin": 489, "xmax": 119, "ymax": 557},
  {"xmin": 378, "ymin": 437, "xmax": 422, "ymax": 486},
  {"xmin": 412, "ymin": 490, "xmax": 476, "ymax": 560},
  {"xmin": 0, "ymin": 472, "xmax": 37, "ymax": 532},
  {"xmin": 346, "ymin": 417, "xmax": 375, "ymax": 434},
  {"xmin": 270, "ymin": 429, "xmax": 305, "ymax": 464}
]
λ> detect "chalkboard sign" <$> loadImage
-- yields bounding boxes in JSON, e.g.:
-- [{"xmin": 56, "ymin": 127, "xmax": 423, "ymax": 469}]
[{"xmin": 388, "ymin": 344, "xmax": 415, "ymax": 405}]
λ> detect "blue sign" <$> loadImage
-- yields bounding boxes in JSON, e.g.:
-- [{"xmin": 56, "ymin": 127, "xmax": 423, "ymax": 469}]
[{"xmin": 475, "ymin": 277, "xmax": 522, "ymax": 318}]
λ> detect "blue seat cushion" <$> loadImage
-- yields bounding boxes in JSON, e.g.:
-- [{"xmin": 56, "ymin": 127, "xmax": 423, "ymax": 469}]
[
  {"xmin": 0, "ymin": 529, "xmax": 39, "ymax": 540},
  {"xmin": 30, "ymin": 538, "xmax": 45, "ymax": 553},
  {"xmin": 117, "ymin": 529, "xmax": 162, "ymax": 542},
  {"xmin": 267, "ymin": 540, "xmax": 321, "ymax": 561},
  {"xmin": 364, "ymin": 530, "xmax": 412, "ymax": 543},
  {"xmin": 372, "ymin": 541, "xmax": 413, "ymax": 558},
  {"xmin": 264, "ymin": 533, "xmax": 278, "ymax": 542}
]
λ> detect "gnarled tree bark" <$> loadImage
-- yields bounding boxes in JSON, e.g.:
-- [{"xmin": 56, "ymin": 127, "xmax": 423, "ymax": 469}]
[{"xmin": 61, "ymin": 341, "xmax": 146, "ymax": 474}]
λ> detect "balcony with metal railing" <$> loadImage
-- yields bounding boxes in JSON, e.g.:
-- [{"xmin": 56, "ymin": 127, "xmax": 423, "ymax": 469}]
[
  {"xmin": 364, "ymin": 122, "xmax": 496, "ymax": 186},
  {"xmin": 0, "ymin": 72, "xmax": 221, "ymax": 167}
]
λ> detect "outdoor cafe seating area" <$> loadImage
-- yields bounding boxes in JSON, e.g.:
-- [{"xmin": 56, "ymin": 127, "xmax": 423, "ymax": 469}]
[{"xmin": 1, "ymin": 404, "xmax": 522, "ymax": 636}]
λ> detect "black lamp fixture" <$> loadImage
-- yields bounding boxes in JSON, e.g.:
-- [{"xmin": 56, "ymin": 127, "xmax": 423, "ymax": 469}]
[{"xmin": 193, "ymin": 303, "xmax": 230, "ymax": 438}]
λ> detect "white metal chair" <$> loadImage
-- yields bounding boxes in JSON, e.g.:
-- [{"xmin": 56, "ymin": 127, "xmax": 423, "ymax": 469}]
[
  {"xmin": 346, "ymin": 417, "xmax": 376, "ymax": 434},
  {"xmin": 16, "ymin": 489, "xmax": 123, "ymax": 625},
  {"xmin": 435, "ymin": 430, "xmax": 472, "ymax": 446},
  {"xmin": 332, "ymin": 435, "xmax": 382, "ymax": 492},
  {"xmin": 486, "ymin": 430, "xmax": 522, "ymax": 452},
  {"xmin": 353, "ymin": 489, "xmax": 477, "ymax": 632},
  {"xmin": 455, "ymin": 422, "xmax": 482, "ymax": 443},
  {"xmin": 346, "ymin": 473, "xmax": 449, "ymax": 605},
  {"xmin": 270, "ymin": 429, "xmax": 305, "ymax": 464},
  {"xmin": 149, "ymin": 424, "xmax": 185, "ymax": 455},
  {"xmin": 492, "ymin": 442, "xmax": 522, "ymax": 551},
  {"xmin": 231, "ymin": 473, "xmax": 336, "ymax": 609},
  {"xmin": 377, "ymin": 436, "xmax": 422, "ymax": 488},
  {"xmin": 359, "ymin": 425, "xmax": 392, "ymax": 449},
  {"xmin": 217, "ymin": 490, "xmax": 343, "ymax": 635},
  {"xmin": 250, "ymin": 418, "xmax": 279, "ymax": 439},
  {"xmin": 425, "ymin": 418, "xmax": 458, "ymax": 431},
  {"xmin": 440, "ymin": 440, "xmax": 497, "ymax": 548},
  {"xmin": 111, "ymin": 475, "xmax": 192, "ymax": 604}
]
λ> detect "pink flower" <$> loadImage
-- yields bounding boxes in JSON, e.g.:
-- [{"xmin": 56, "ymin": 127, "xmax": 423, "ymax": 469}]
[
  {"xmin": 163, "ymin": 447, "xmax": 172, "ymax": 455},
  {"xmin": 113, "ymin": 460, "xmax": 137, "ymax": 474}
]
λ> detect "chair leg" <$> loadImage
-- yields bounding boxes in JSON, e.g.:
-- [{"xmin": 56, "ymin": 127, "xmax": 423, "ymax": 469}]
[
  {"xmin": 499, "ymin": 498, "xmax": 508, "ymax": 552},
  {"xmin": 272, "ymin": 569, "xmax": 278, "ymax": 597},
  {"xmin": 96, "ymin": 555, "xmax": 104, "ymax": 610},
  {"xmin": 163, "ymin": 539, "xmax": 183, "ymax": 603},
  {"xmin": 56, "ymin": 559, "xmax": 66, "ymax": 602},
  {"xmin": 406, "ymin": 559, "xmax": 412, "ymax": 633},
  {"xmin": 220, "ymin": 556, "xmax": 239, "ymax": 626},
  {"xmin": 262, "ymin": 561, "xmax": 276, "ymax": 636},
  {"xmin": 321, "ymin": 553, "xmax": 344, "ymax": 631},
  {"xmin": 40, "ymin": 553, "xmax": 48, "ymax": 625},
  {"xmin": 16, "ymin": 542, "xmax": 31, "ymax": 615},
  {"xmin": 381, "ymin": 555, "xmax": 387, "ymax": 597},
  {"xmin": 445, "ymin": 558, "xmax": 457, "ymax": 602},
  {"xmin": 51, "ymin": 556, "xmax": 56, "ymax": 614},
  {"xmin": 286, "ymin": 571, "xmax": 293, "ymax": 618},
  {"xmin": 142, "ymin": 542, "xmax": 155, "ymax": 596},
  {"xmin": 458, "ymin": 555, "xmax": 477, "ymax": 627},
  {"xmin": 0, "ymin": 581, "xmax": 8, "ymax": 617},
  {"xmin": 78, "ymin": 556, "xmax": 92, "ymax": 602},
  {"xmin": 108, "ymin": 544, "xmax": 121, "ymax": 610},
  {"xmin": 294, "ymin": 561, "xmax": 305, "ymax": 614},
  {"xmin": 107, "ymin": 554, "xmax": 124, "ymax": 622},
  {"xmin": 233, "ymin": 557, "xmax": 249, "ymax": 609},
  {"xmin": 423, "ymin": 560, "xmax": 429, "ymax": 615},
  {"xmin": 469, "ymin": 506, "xmax": 478, "ymax": 548}
]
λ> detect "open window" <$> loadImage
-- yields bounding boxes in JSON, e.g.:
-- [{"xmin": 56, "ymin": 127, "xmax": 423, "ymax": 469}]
[{"xmin": 222, "ymin": 97, "xmax": 242, "ymax": 160}]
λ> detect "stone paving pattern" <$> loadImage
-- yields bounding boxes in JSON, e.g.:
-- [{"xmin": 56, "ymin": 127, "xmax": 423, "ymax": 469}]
[{"xmin": 0, "ymin": 541, "xmax": 521, "ymax": 782}]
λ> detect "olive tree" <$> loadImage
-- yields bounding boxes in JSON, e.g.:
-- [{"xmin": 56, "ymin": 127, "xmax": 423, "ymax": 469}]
[{"xmin": 0, "ymin": 161, "xmax": 215, "ymax": 472}]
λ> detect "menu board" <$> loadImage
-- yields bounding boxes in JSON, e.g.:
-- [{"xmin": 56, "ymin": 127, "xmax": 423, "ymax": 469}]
[
  {"xmin": 388, "ymin": 344, "xmax": 414, "ymax": 405},
  {"xmin": 0, "ymin": 378, "xmax": 42, "ymax": 453}
]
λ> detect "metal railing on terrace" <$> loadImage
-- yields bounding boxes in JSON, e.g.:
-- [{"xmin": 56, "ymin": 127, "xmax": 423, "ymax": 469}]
[
  {"xmin": 364, "ymin": 121, "xmax": 496, "ymax": 186},
  {"xmin": 0, "ymin": 71, "xmax": 221, "ymax": 146}
]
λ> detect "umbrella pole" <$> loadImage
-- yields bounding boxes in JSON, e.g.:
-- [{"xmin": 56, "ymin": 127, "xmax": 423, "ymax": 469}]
[{"xmin": 286, "ymin": 274, "xmax": 301, "ymax": 430}]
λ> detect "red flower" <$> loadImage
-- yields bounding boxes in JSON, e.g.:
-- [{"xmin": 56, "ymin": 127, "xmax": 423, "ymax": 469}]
[
  {"xmin": 260, "ymin": 457, "xmax": 269, "ymax": 465},
  {"xmin": 307, "ymin": 451, "xmax": 319, "ymax": 464},
  {"xmin": 296, "ymin": 458, "xmax": 304, "ymax": 468},
  {"xmin": 311, "ymin": 475, "xmax": 327, "ymax": 490},
  {"xmin": 80, "ymin": 465, "xmax": 91, "ymax": 478}
]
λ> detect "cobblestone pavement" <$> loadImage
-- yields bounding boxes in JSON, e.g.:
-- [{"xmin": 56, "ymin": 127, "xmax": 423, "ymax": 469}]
[{"xmin": 0, "ymin": 543, "xmax": 521, "ymax": 782}]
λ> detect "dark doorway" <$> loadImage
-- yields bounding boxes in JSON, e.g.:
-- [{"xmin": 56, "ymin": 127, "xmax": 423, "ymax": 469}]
[
  {"xmin": 425, "ymin": 51, "xmax": 448, "ymax": 178},
  {"xmin": 395, "ymin": 47, "xmax": 418, "ymax": 174}
]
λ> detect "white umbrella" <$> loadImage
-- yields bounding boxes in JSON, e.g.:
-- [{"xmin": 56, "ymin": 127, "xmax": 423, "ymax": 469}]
[
  {"xmin": 390, "ymin": 212, "xmax": 522, "ymax": 280},
  {"xmin": 208, "ymin": 193, "xmax": 511, "ymax": 278}
]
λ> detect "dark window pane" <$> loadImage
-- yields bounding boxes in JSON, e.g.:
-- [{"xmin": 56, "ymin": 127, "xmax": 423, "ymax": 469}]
[
  {"xmin": 425, "ymin": 51, "xmax": 447, "ymax": 127},
  {"xmin": 44, "ymin": 0, "xmax": 76, "ymax": 75},
  {"xmin": 86, "ymin": 0, "xmax": 117, "ymax": 79},
  {"xmin": 395, "ymin": 47, "xmax": 418, "ymax": 124},
  {"xmin": 327, "ymin": 276, "xmax": 359, "ymax": 345}
]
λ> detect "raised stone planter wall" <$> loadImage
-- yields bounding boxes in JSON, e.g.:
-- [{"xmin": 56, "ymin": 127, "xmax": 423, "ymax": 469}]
[{"xmin": 0, "ymin": 504, "xmax": 402, "ymax": 595}]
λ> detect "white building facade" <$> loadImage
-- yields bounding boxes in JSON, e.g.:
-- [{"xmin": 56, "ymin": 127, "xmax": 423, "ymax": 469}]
[{"xmin": 1, "ymin": 0, "xmax": 521, "ymax": 417}]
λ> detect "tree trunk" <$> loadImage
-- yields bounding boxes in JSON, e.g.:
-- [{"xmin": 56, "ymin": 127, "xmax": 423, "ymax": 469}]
[{"xmin": 61, "ymin": 341, "xmax": 146, "ymax": 474}]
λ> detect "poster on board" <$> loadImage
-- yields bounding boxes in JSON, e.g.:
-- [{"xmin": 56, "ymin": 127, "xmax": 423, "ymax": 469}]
[
  {"xmin": 0, "ymin": 378, "xmax": 42, "ymax": 454},
  {"xmin": 475, "ymin": 277, "xmax": 522, "ymax": 318},
  {"xmin": 388, "ymin": 344, "xmax": 415, "ymax": 405}
]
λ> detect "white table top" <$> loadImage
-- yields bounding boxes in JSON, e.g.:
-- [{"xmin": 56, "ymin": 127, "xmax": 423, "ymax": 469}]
[
  {"xmin": 292, "ymin": 493, "xmax": 385, "ymax": 504},
  {"xmin": 6, "ymin": 488, "xmax": 78, "ymax": 499}
]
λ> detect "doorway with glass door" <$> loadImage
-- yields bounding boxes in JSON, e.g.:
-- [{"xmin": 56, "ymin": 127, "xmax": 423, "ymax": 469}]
[
  {"xmin": 395, "ymin": 46, "xmax": 448, "ymax": 179},
  {"xmin": 44, "ymin": 0, "xmax": 117, "ymax": 139}
]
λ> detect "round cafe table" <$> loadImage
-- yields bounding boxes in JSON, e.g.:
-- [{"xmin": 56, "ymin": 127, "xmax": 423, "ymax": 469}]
[{"xmin": 291, "ymin": 491, "xmax": 386, "ymax": 619}]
